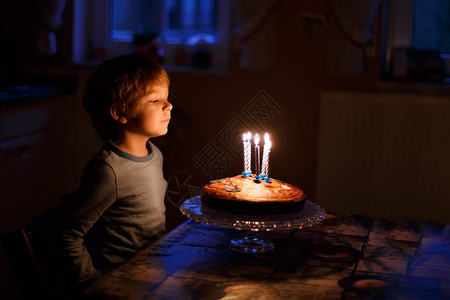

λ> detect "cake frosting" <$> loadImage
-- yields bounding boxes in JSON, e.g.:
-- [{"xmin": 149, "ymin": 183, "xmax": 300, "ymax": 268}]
[{"xmin": 201, "ymin": 174, "xmax": 305, "ymax": 215}]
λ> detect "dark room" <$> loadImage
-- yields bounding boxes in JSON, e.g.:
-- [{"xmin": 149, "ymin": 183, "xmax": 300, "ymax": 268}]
[{"xmin": 1, "ymin": 0, "xmax": 449, "ymax": 299}]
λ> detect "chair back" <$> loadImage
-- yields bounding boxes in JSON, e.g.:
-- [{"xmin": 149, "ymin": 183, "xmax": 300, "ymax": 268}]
[
  {"xmin": 1, "ymin": 206, "xmax": 66, "ymax": 299},
  {"xmin": 1, "ymin": 228, "xmax": 49, "ymax": 298}
]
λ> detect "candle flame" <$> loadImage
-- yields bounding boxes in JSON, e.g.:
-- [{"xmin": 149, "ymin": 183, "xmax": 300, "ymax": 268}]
[
  {"xmin": 254, "ymin": 133, "xmax": 260, "ymax": 145},
  {"xmin": 264, "ymin": 133, "xmax": 271, "ymax": 149},
  {"xmin": 242, "ymin": 132, "xmax": 252, "ymax": 142}
]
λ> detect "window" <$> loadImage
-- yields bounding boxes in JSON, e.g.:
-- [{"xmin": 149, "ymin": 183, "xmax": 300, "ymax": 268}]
[
  {"xmin": 110, "ymin": 0, "xmax": 219, "ymax": 44},
  {"xmin": 109, "ymin": 0, "xmax": 164, "ymax": 41},
  {"xmin": 411, "ymin": 0, "xmax": 450, "ymax": 54},
  {"xmin": 383, "ymin": 0, "xmax": 450, "ymax": 82},
  {"xmin": 73, "ymin": 0, "xmax": 232, "ymax": 69}
]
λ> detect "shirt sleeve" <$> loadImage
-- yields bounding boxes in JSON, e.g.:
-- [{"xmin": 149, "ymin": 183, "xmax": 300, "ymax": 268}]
[{"xmin": 59, "ymin": 159, "xmax": 117, "ymax": 283}]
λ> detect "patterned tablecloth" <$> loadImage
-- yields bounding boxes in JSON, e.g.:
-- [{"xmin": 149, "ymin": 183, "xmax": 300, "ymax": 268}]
[{"xmin": 84, "ymin": 212, "xmax": 450, "ymax": 299}]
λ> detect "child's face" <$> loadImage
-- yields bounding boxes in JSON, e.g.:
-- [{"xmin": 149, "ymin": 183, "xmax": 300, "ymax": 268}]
[{"xmin": 124, "ymin": 84, "xmax": 172, "ymax": 138}]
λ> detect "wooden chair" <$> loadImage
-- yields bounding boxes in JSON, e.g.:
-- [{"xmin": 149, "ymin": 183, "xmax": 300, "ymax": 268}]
[
  {"xmin": 1, "ymin": 206, "xmax": 66, "ymax": 299},
  {"xmin": 1, "ymin": 228, "xmax": 50, "ymax": 298}
]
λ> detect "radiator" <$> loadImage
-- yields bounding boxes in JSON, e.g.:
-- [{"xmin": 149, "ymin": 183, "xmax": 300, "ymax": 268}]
[{"xmin": 317, "ymin": 91, "xmax": 450, "ymax": 222}]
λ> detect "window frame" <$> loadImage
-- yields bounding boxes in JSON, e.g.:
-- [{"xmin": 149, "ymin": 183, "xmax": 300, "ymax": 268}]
[{"xmin": 382, "ymin": 0, "xmax": 415, "ymax": 75}]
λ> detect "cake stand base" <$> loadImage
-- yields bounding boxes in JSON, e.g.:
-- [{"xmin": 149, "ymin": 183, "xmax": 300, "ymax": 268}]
[
  {"xmin": 180, "ymin": 196, "xmax": 326, "ymax": 254},
  {"xmin": 229, "ymin": 231, "xmax": 274, "ymax": 253}
]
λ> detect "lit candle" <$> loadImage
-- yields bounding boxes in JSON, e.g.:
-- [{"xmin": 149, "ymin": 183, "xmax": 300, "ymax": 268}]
[
  {"xmin": 260, "ymin": 133, "xmax": 271, "ymax": 177},
  {"xmin": 254, "ymin": 134, "xmax": 260, "ymax": 180},
  {"xmin": 241, "ymin": 132, "xmax": 252, "ymax": 177},
  {"xmin": 245, "ymin": 132, "xmax": 252, "ymax": 174},
  {"xmin": 242, "ymin": 133, "xmax": 247, "ymax": 175}
]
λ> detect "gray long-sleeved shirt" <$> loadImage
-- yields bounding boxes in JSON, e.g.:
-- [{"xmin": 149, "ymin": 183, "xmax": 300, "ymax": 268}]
[{"xmin": 59, "ymin": 141, "xmax": 167, "ymax": 283}]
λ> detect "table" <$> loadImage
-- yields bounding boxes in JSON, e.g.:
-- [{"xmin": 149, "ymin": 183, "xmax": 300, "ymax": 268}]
[{"xmin": 84, "ymin": 212, "xmax": 449, "ymax": 299}]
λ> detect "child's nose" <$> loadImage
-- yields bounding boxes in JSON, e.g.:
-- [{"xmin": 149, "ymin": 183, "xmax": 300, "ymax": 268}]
[{"xmin": 164, "ymin": 100, "xmax": 173, "ymax": 111}]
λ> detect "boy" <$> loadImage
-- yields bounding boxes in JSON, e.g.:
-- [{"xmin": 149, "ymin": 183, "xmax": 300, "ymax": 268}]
[{"xmin": 58, "ymin": 54, "xmax": 172, "ymax": 288}]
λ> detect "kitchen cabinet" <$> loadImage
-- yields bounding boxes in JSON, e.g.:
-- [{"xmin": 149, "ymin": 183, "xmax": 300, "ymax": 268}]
[{"xmin": 0, "ymin": 94, "xmax": 76, "ymax": 235}]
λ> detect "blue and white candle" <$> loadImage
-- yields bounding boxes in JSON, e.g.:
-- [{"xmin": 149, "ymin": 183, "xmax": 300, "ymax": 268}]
[
  {"xmin": 242, "ymin": 132, "xmax": 252, "ymax": 177},
  {"xmin": 254, "ymin": 134, "xmax": 261, "ymax": 180},
  {"xmin": 260, "ymin": 133, "xmax": 271, "ymax": 177},
  {"xmin": 246, "ymin": 132, "xmax": 252, "ymax": 174}
]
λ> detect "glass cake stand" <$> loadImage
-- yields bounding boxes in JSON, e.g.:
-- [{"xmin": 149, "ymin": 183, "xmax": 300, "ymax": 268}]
[{"xmin": 180, "ymin": 196, "xmax": 326, "ymax": 254}]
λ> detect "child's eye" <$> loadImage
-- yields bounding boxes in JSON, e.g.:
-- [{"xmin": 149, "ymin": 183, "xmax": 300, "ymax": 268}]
[{"xmin": 149, "ymin": 100, "xmax": 159, "ymax": 103}]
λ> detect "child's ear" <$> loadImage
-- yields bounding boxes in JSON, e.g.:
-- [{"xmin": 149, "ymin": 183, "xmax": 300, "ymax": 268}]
[{"xmin": 110, "ymin": 103, "xmax": 127, "ymax": 124}]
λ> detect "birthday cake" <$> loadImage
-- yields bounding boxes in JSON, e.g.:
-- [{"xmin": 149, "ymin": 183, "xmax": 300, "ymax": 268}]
[
  {"xmin": 201, "ymin": 132, "xmax": 305, "ymax": 215},
  {"xmin": 200, "ymin": 174, "xmax": 306, "ymax": 215}
]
